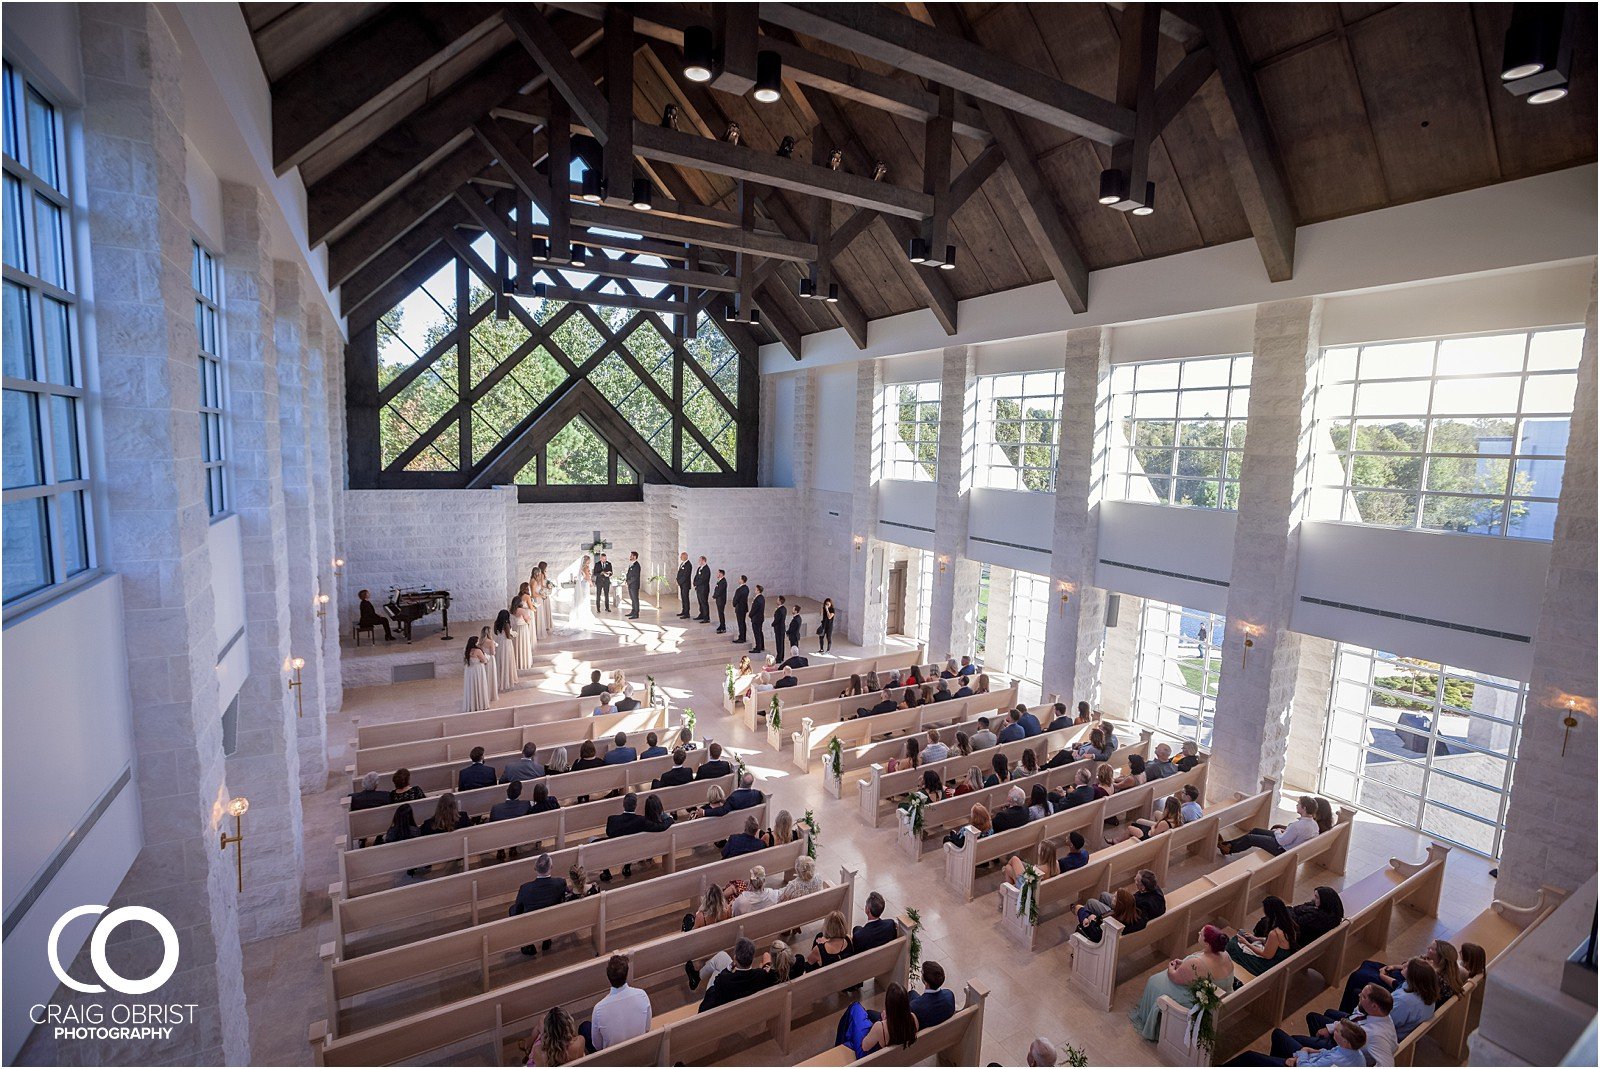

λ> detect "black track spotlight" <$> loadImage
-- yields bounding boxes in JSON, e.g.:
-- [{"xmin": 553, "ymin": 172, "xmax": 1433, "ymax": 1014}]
[
  {"xmin": 533, "ymin": 282, "xmax": 549, "ymax": 299},
  {"xmin": 1098, "ymin": 168, "xmax": 1126, "ymax": 206},
  {"xmin": 1131, "ymin": 182, "xmax": 1156, "ymax": 216},
  {"xmin": 776, "ymin": 135, "xmax": 796, "ymax": 158},
  {"xmin": 631, "ymin": 178, "xmax": 654, "ymax": 211},
  {"xmin": 569, "ymin": 249, "xmax": 586, "ymax": 268},
  {"xmin": 754, "ymin": 50, "xmax": 783, "ymax": 103},
  {"xmin": 798, "ymin": 278, "xmax": 815, "ymax": 299},
  {"xmin": 906, "ymin": 237, "xmax": 931, "ymax": 264},
  {"xmin": 661, "ymin": 103, "xmax": 680, "ymax": 129},
  {"xmin": 683, "ymin": 25, "xmax": 716, "ymax": 83},
  {"xmin": 530, "ymin": 237, "xmax": 550, "ymax": 261},
  {"xmin": 938, "ymin": 245, "xmax": 956, "ymax": 270},
  {"xmin": 825, "ymin": 283, "xmax": 840, "ymax": 303},
  {"xmin": 580, "ymin": 171, "xmax": 604, "ymax": 203},
  {"xmin": 1502, "ymin": 3, "xmax": 1576, "ymax": 103}
]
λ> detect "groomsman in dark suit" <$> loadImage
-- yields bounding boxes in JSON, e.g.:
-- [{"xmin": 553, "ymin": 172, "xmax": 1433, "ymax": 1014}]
[
  {"xmin": 713, "ymin": 570, "xmax": 728, "ymax": 633},
  {"xmin": 625, "ymin": 552, "xmax": 642, "ymax": 619},
  {"xmin": 772, "ymin": 595, "xmax": 789, "ymax": 662},
  {"xmin": 694, "ymin": 556, "xmax": 712, "ymax": 622},
  {"xmin": 676, "ymin": 552, "xmax": 692, "ymax": 618},
  {"xmin": 593, "ymin": 553, "xmax": 613, "ymax": 612},
  {"xmin": 786, "ymin": 608, "xmax": 802, "ymax": 656},
  {"xmin": 750, "ymin": 584, "xmax": 767, "ymax": 653},
  {"xmin": 731, "ymin": 575, "xmax": 750, "ymax": 644}
]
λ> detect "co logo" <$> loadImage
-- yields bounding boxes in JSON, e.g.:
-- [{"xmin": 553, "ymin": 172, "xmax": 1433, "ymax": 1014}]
[{"xmin": 47, "ymin": 906, "xmax": 179, "ymax": 996}]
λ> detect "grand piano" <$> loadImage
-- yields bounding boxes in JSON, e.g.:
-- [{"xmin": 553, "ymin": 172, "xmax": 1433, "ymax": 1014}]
[{"xmin": 385, "ymin": 587, "xmax": 453, "ymax": 641}]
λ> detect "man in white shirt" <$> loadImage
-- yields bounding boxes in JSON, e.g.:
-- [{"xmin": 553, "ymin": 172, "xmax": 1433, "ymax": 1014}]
[
  {"xmin": 581, "ymin": 954, "xmax": 652, "ymax": 1053},
  {"xmin": 970, "ymin": 716, "xmax": 998, "ymax": 750}
]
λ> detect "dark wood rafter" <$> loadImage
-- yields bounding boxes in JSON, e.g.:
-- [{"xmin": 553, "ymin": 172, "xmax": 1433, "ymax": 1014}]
[{"xmin": 340, "ymin": 200, "xmax": 466, "ymax": 318}]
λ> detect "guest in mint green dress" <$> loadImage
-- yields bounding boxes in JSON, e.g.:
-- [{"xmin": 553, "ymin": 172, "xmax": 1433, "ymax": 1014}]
[
  {"xmin": 1227, "ymin": 896, "xmax": 1299, "ymax": 977},
  {"xmin": 1130, "ymin": 925, "xmax": 1233, "ymax": 1040}
]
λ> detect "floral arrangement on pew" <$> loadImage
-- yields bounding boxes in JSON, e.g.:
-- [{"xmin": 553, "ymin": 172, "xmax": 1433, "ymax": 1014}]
[
  {"xmin": 904, "ymin": 906, "xmax": 923, "ymax": 988},
  {"xmin": 800, "ymin": 809, "xmax": 819, "ymax": 859},
  {"xmin": 768, "ymin": 693, "xmax": 782, "ymax": 730},
  {"xmin": 725, "ymin": 664, "xmax": 736, "ymax": 699},
  {"xmin": 1185, "ymin": 977, "xmax": 1226, "ymax": 1057},
  {"xmin": 1059, "ymin": 1042, "xmax": 1089, "ymax": 1067},
  {"xmin": 827, "ymin": 736, "xmax": 843, "ymax": 777},
  {"xmin": 647, "ymin": 674, "xmax": 659, "ymax": 709},
  {"xmin": 1016, "ymin": 861, "xmax": 1043, "ymax": 925},
  {"xmin": 898, "ymin": 790, "xmax": 930, "ymax": 834},
  {"xmin": 734, "ymin": 752, "xmax": 749, "ymax": 782},
  {"xmin": 682, "ymin": 706, "xmax": 696, "ymax": 738}
]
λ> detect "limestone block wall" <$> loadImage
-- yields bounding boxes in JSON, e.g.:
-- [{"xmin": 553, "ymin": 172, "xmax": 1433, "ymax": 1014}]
[
  {"xmin": 664, "ymin": 485, "xmax": 805, "ymax": 596},
  {"xmin": 803, "ymin": 489, "xmax": 854, "ymax": 612},
  {"xmin": 342, "ymin": 489, "xmax": 510, "ymax": 623},
  {"xmin": 510, "ymin": 495, "xmax": 655, "ymax": 591}
]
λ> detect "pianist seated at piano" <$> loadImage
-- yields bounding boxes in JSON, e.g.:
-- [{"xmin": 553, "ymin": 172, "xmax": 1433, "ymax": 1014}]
[{"xmin": 357, "ymin": 590, "xmax": 393, "ymax": 641}]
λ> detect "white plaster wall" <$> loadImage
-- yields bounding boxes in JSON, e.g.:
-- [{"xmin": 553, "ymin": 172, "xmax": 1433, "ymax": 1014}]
[
  {"xmin": 811, "ymin": 365, "xmax": 857, "ymax": 493},
  {"xmin": 511, "ymin": 497, "xmax": 656, "ymax": 589},
  {"xmin": 342, "ymin": 489, "xmax": 509, "ymax": 622},
  {"xmin": 1093, "ymin": 500, "xmax": 1236, "ymax": 614},
  {"xmin": 876, "ymin": 479, "xmax": 937, "ymax": 537},
  {"xmin": 968, "ymin": 487, "xmax": 1057, "ymax": 557}
]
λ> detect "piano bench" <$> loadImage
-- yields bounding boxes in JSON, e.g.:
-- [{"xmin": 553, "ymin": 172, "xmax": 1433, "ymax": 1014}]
[{"xmin": 352, "ymin": 622, "xmax": 377, "ymax": 646}]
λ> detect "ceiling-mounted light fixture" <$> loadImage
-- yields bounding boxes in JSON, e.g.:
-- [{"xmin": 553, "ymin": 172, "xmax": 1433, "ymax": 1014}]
[
  {"xmin": 1131, "ymin": 182, "xmax": 1156, "ymax": 216},
  {"xmin": 1501, "ymin": 3, "xmax": 1575, "ymax": 103},
  {"xmin": 776, "ymin": 135, "xmax": 796, "ymax": 158},
  {"xmin": 824, "ymin": 283, "xmax": 840, "ymax": 303},
  {"xmin": 798, "ymin": 278, "xmax": 815, "ymax": 299},
  {"xmin": 530, "ymin": 237, "xmax": 550, "ymax": 261},
  {"xmin": 533, "ymin": 282, "xmax": 548, "ymax": 299},
  {"xmin": 753, "ymin": 50, "xmax": 783, "ymax": 103},
  {"xmin": 631, "ymin": 178, "xmax": 653, "ymax": 211},
  {"xmin": 569, "ymin": 249, "xmax": 586, "ymax": 267},
  {"xmin": 1097, "ymin": 168, "xmax": 1126, "ymax": 206},
  {"xmin": 683, "ymin": 25, "xmax": 716, "ymax": 83},
  {"xmin": 580, "ymin": 171, "xmax": 604, "ymax": 203},
  {"xmin": 661, "ymin": 103, "xmax": 680, "ymax": 130},
  {"xmin": 939, "ymin": 245, "xmax": 957, "ymax": 271},
  {"xmin": 906, "ymin": 237, "xmax": 931, "ymax": 264}
]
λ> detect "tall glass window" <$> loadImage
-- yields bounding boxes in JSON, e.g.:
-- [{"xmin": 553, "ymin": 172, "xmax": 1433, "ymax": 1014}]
[
  {"xmin": 973, "ymin": 563, "xmax": 992, "ymax": 660},
  {"xmin": 1315, "ymin": 329, "xmax": 1581, "ymax": 539},
  {"xmin": 915, "ymin": 551, "xmax": 934, "ymax": 648},
  {"xmin": 193, "ymin": 241, "xmax": 227, "ymax": 517},
  {"xmin": 1318, "ymin": 643, "xmax": 1524, "ymax": 857},
  {"xmin": 1130, "ymin": 599, "xmax": 1226, "ymax": 746},
  {"xmin": 973, "ymin": 370, "xmax": 1063, "ymax": 491},
  {"xmin": 3, "ymin": 62, "xmax": 92, "ymax": 607},
  {"xmin": 1108, "ymin": 355, "xmax": 1251, "ymax": 509},
  {"xmin": 877, "ymin": 380, "xmax": 939, "ymax": 481},
  {"xmin": 1003, "ymin": 570, "xmax": 1050, "ymax": 705}
]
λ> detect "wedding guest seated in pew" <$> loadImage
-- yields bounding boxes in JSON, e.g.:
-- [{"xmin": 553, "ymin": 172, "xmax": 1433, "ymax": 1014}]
[
  {"xmin": 640, "ymin": 732, "xmax": 667, "ymax": 760},
  {"xmin": 602, "ymin": 730, "xmax": 637, "ymax": 764},
  {"xmin": 545, "ymin": 747, "xmax": 571, "ymax": 776},
  {"xmin": 1002, "ymin": 836, "xmax": 1057, "ymax": 887},
  {"xmin": 840, "ymin": 673, "xmax": 865, "ymax": 699},
  {"xmin": 701, "ymin": 785, "xmax": 731, "ymax": 818},
  {"xmin": 773, "ymin": 668, "xmax": 798, "ymax": 690},
  {"xmin": 1227, "ymin": 1019, "xmax": 1371, "ymax": 1068},
  {"xmin": 731, "ymin": 865, "xmax": 781, "ymax": 915},
  {"xmin": 1338, "ymin": 938, "xmax": 1462, "ymax": 1013},
  {"xmin": 721, "ymin": 815, "xmax": 767, "ymax": 859},
  {"xmin": 593, "ymin": 693, "xmax": 618, "ymax": 718},
  {"xmin": 952, "ymin": 676, "xmax": 976, "ymax": 700},
  {"xmin": 1175, "ymin": 739, "xmax": 1202, "ymax": 772},
  {"xmin": 806, "ymin": 909, "xmax": 854, "ymax": 970},
  {"xmin": 529, "ymin": 780, "xmax": 559, "ymax": 813},
  {"xmin": 458, "ymin": 747, "xmax": 497, "ymax": 792},
  {"xmin": 1018, "ymin": 705, "xmax": 1043, "ymax": 737},
  {"xmin": 911, "ymin": 962, "xmax": 955, "ymax": 1027},
  {"xmin": 653, "ymin": 748, "xmax": 694, "ymax": 789},
  {"xmin": 888, "ymin": 737, "xmax": 921, "ymax": 774},
  {"xmin": 954, "ymin": 731, "xmax": 973, "ymax": 760},
  {"xmin": 600, "ymin": 793, "xmax": 647, "ymax": 881},
  {"xmin": 572, "ymin": 741, "xmax": 606, "ymax": 773},
  {"xmin": 1124, "ymin": 796, "xmax": 1186, "ymax": 842},
  {"xmin": 983, "ymin": 752, "xmax": 1010, "ymax": 788},
  {"xmin": 1144, "ymin": 743, "xmax": 1179, "ymax": 780},
  {"xmin": 948, "ymin": 803, "xmax": 992, "ymax": 846},
  {"xmin": 676, "ymin": 727, "xmax": 697, "ymax": 751},
  {"xmin": 684, "ymin": 884, "xmax": 730, "ymax": 990},
  {"xmin": 579, "ymin": 670, "xmax": 608, "ymax": 698},
  {"xmin": 1128, "ymin": 924, "xmax": 1234, "ymax": 1041},
  {"xmin": 1046, "ymin": 702, "xmax": 1074, "ymax": 732},
  {"xmin": 1074, "ymin": 888, "xmax": 1140, "ymax": 944},
  {"xmin": 1045, "ymin": 736, "xmax": 1081, "ymax": 770},
  {"xmin": 1219, "ymin": 795, "xmax": 1323, "ymax": 856},
  {"xmin": 614, "ymin": 682, "xmax": 641, "ymax": 713},
  {"xmin": 853, "ymin": 891, "xmax": 897, "ymax": 953},
  {"xmin": 779, "ymin": 855, "xmax": 828, "ymax": 901},
  {"xmin": 765, "ymin": 939, "xmax": 805, "ymax": 981},
  {"xmin": 921, "ymin": 728, "xmax": 950, "ymax": 764},
  {"xmin": 1113, "ymin": 754, "xmax": 1148, "ymax": 791},
  {"xmin": 992, "ymin": 786, "xmax": 1032, "ymax": 833},
  {"xmin": 933, "ymin": 679, "xmax": 954, "ymax": 703},
  {"xmin": 696, "ymin": 742, "xmax": 733, "ymax": 780},
  {"xmin": 940, "ymin": 658, "xmax": 959, "ymax": 679},
  {"xmin": 1250, "ymin": 985, "xmax": 1399, "ymax": 1067},
  {"xmin": 423, "ymin": 791, "xmax": 471, "ymax": 834},
  {"xmin": 1264, "ymin": 887, "xmax": 1344, "ymax": 949},
  {"xmin": 759, "ymin": 809, "xmax": 796, "ymax": 847},
  {"xmin": 1074, "ymin": 701, "xmax": 1094, "ymax": 725},
  {"xmin": 958, "ymin": 656, "xmax": 979, "ymax": 678},
  {"xmin": 643, "ymin": 794, "xmax": 674, "ymax": 833},
  {"xmin": 1225, "ymin": 895, "xmax": 1298, "ymax": 976},
  {"xmin": 698, "ymin": 937, "xmax": 778, "ymax": 1012},
  {"xmin": 1079, "ymin": 869, "xmax": 1166, "ymax": 928},
  {"xmin": 351, "ymin": 772, "xmax": 389, "ymax": 811},
  {"xmin": 510, "ymin": 853, "xmax": 568, "ymax": 957},
  {"xmin": 1315, "ymin": 957, "xmax": 1439, "ymax": 1042},
  {"xmin": 835, "ymin": 981, "xmax": 917, "ymax": 1057},
  {"xmin": 1095, "ymin": 764, "xmax": 1117, "ymax": 800},
  {"xmin": 1178, "ymin": 783, "xmax": 1204, "ymax": 823},
  {"xmin": 528, "ymin": 1006, "xmax": 587, "ymax": 1066},
  {"xmin": 857, "ymin": 687, "xmax": 898, "ymax": 718},
  {"xmin": 389, "ymin": 767, "xmax": 425, "ymax": 803},
  {"xmin": 377, "ymin": 803, "xmax": 420, "ymax": 846},
  {"xmin": 1012, "ymin": 747, "xmax": 1041, "ymax": 781},
  {"xmin": 1027, "ymin": 784, "xmax": 1053, "ymax": 822},
  {"xmin": 967, "ymin": 716, "xmax": 996, "ymax": 751},
  {"xmin": 1073, "ymin": 726, "xmax": 1111, "ymax": 762},
  {"xmin": 491, "ymin": 779, "xmax": 532, "ymax": 822},
  {"xmin": 1060, "ymin": 768, "xmax": 1097, "ymax": 809},
  {"xmin": 501, "ymin": 743, "xmax": 545, "ymax": 783},
  {"xmin": 579, "ymin": 954, "xmax": 652, "ymax": 1054},
  {"xmin": 956, "ymin": 767, "xmax": 983, "ymax": 796},
  {"xmin": 728, "ymin": 772, "xmax": 764, "ymax": 810}
]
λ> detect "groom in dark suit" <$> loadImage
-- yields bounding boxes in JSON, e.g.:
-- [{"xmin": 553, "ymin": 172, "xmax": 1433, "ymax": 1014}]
[
  {"xmin": 594, "ymin": 553, "xmax": 613, "ymax": 612},
  {"xmin": 713, "ymin": 570, "xmax": 728, "ymax": 633},
  {"xmin": 676, "ymin": 552, "xmax": 692, "ymax": 618},
  {"xmin": 731, "ymin": 575, "xmax": 750, "ymax": 644},
  {"xmin": 749, "ymin": 584, "xmax": 766, "ymax": 653},
  {"xmin": 625, "ymin": 552, "xmax": 641, "ymax": 619},
  {"xmin": 694, "ymin": 556, "xmax": 712, "ymax": 622},
  {"xmin": 771, "ymin": 595, "xmax": 789, "ymax": 662}
]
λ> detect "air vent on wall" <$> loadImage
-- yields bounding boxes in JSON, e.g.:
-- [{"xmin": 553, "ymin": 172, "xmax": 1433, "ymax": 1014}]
[
  {"xmin": 1298, "ymin": 596, "xmax": 1532, "ymax": 643},
  {"xmin": 879, "ymin": 520, "xmax": 935, "ymax": 534},
  {"xmin": 970, "ymin": 535, "xmax": 1050, "ymax": 554},
  {"xmin": 1098, "ymin": 558, "xmax": 1229, "ymax": 588}
]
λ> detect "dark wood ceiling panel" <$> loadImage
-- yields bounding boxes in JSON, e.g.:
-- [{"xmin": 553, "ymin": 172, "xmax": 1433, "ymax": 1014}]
[
  {"xmin": 1232, "ymin": 4, "xmax": 1341, "ymax": 66},
  {"xmin": 1037, "ymin": 139, "xmax": 1141, "ymax": 270},
  {"xmin": 1346, "ymin": 4, "xmax": 1500, "ymax": 203},
  {"xmin": 1470, "ymin": 3, "xmax": 1599, "ymax": 180},
  {"xmin": 1254, "ymin": 39, "xmax": 1388, "ymax": 222},
  {"xmin": 247, "ymin": 2, "xmax": 385, "ymax": 81},
  {"xmin": 1122, "ymin": 137, "xmax": 1207, "ymax": 258},
  {"xmin": 1153, "ymin": 80, "xmax": 1254, "ymax": 247}
]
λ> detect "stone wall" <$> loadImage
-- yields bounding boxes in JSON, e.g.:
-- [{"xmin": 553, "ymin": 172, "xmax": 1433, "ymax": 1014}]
[{"xmin": 342, "ymin": 489, "xmax": 509, "ymax": 623}]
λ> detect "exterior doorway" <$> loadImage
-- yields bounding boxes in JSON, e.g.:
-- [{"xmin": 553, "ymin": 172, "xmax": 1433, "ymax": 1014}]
[{"xmin": 886, "ymin": 560, "xmax": 908, "ymax": 635}]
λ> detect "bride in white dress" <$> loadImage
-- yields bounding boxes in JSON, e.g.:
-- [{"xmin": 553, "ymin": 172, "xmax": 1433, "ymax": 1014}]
[{"xmin": 571, "ymin": 555, "xmax": 596, "ymax": 629}]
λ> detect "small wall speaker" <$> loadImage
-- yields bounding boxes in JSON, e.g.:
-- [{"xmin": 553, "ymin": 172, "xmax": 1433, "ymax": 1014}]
[{"xmin": 1104, "ymin": 594, "xmax": 1121, "ymax": 629}]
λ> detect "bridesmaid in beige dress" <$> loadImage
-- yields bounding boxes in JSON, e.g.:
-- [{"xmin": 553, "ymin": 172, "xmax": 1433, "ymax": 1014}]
[
  {"xmin": 493, "ymin": 609, "xmax": 519, "ymax": 693},
  {"xmin": 462, "ymin": 637, "xmax": 492, "ymax": 712}
]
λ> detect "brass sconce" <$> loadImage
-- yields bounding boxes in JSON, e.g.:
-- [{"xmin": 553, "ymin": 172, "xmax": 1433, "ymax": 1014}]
[
  {"xmin": 853, "ymin": 535, "xmax": 864, "ymax": 553},
  {"xmin": 316, "ymin": 593, "xmax": 330, "ymax": 619},
  {"xmin": 937, "ymin": 554, "xmax": 950, "ymax": 575},
  {"xmin": 332, "ymin": 557, "xmax": 345, "ymax": 577},
  {"xmin": 1239, "ymin": 624, "xmax": 1263, "ymax": 669},
  {"xmin": 288, "ymin": 656, "xmax": 306, "ymax": 718},
  {"xmin": 1058, "ymin": 581, "xmax": 1074, "ymax": 616},
  {"xmin": 1561, "ymin": 697, "xmax": 1587, "ymax": 757},
  {"xmin": 219, "ymin": 796, "xmax": 249, "ymax": 893}
]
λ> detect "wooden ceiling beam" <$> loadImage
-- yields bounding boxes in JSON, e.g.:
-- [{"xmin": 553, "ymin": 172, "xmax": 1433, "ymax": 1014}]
[
  {"xmin": 339, "ymin": 200, "xmax": 466, "ymax": 315},
  {"xmin": 602, "ymin": 6, "xmax": 636, "ymax": 205},
  {"xmin": 1154, "ymin": 47, "xmax": 1217, "ymax": 134},
  {"xmin": 503, "ymin": 6, "xmax": 610, "ymax": 141},
  {"xmin": 1112, "ymin": 3, "xmax": 1162, "ymax": 197},
  {"xmin": 766, "ymin": 190, "xmax": 868, "ymax": 349},
  {"xmin": 271, "ymin": 3, "xmax": 506, "ymax": 173},
  {"xmin": 948, "ymin": 142, "xmax": 1006, "ymax": 214},
  {"xmin": 1195, "ymin": 4, "xmax": 1297, "ymax": 281},
  {"xmin": 711, "ymin": 5, "xmax": 760, "ymax": 95},
  {"xmin": 544, "ymin": 2, "xmax": 990, "ymax": 140},
  {"xmin": 343, "ymin": 228, "xmax": 458, "ymax": 329},
  {"xmin": 758, "ymin": 3, "xmax": 1134, "ymax": 145}
]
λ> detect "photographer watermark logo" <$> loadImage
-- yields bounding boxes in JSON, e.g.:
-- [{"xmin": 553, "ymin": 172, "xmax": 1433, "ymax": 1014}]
[{"xmin": 48, "ymin": 905, "xmax": 179, "ymax": 995}]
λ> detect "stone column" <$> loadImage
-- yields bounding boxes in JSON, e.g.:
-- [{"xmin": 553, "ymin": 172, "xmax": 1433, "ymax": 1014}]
[
  {"xmin": 276, "ymin": 262, "xmax": 329, "ymax": 792},
  {"xmin": 791, "ymin": 370, "xmax": 817, "ymax": 590},
  {"xmin": 307, "ymin": 310, "xmax": 343, "ymax": 714},
  {"xmin": 219, "ymin": 182, "xmax": 305, "ymax": 941},
  {"xmin": 1498, "ymin": 267, "xmax": 1598, "ymax": 903},
  {"xmin": 927, "ymin": 346, "xmax": 981, "ymax": 659},
  {"xmin": 1042, "ymin": 327, "xmax": 1112, "ymax": 705},
  {"xmin": 757, "ymin": 373, "xmax": 778, "ymax": 487},
  {"xmin": 1283, "ymin": 636, "xmax": 1337, "ymax": 790},
  {"xmin": 1099, "ymin": 592, "xmax": 1142, "ymax": 717},
  {"xmin": 846, "ymin": 361, "xmax": 885, "ymax": 646},
  {"xmin": 1209, "ymin": 299, "xmax": 1323, "ymax": 801},
  {"xmin": 75, "ymin": 7, "xmax": 249, "ymax": 1062},
  {"xmin": 983, "ymin": 566, "xmax": 1016, "ymax": 675}
]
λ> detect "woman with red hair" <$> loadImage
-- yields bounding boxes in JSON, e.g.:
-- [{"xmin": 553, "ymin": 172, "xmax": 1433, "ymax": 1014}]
[{"xmin": 1128, "ymin": 924, "xmax": 1233, "ymax": 1041}]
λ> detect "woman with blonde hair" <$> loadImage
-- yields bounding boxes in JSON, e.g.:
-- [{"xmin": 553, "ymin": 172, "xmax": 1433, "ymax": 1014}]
[
  {"xmin": 512, "ymin": 583, "xmax": 537, "ymax": 669},
  {"xmin": 806, "ymin": 909, "xmax": 853, "ymax": 969},
  {"xmin": 779, "ymin": 855, "xmax": 827, "ymax": 900},
  {"xmin": 545, "ymin": 746, "xmax": 570, "ymax": 775},
  {"xmin": 1126, "ymin": 796, "xmax": 1184, "ymax": 842},
  {"xmin": 684, "ymin": 883, "xmax": 730, "ymax": 990},
  {"xmin": 1003, "ymin": 837, "xmax": 1058, "ymax": 887},
  {"xmin": 733, "ymin": 865, "xmax": 780, "ymax": 915},
  {"xmin": 527, "ymin": 1006, "xmax": 585, "ymax": 1066},
  {"xmin": 767, "ymin": 939, "xmax": 802, "ymax": 981},
  {"xmin": 761, "ymin": 809, "xmax": 796, "ymax": 847}
]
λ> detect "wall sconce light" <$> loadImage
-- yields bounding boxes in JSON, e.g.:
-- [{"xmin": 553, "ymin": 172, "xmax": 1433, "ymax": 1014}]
[
  {"xmin": 316, "ymin": 593, "xmax": 330, "ymax": 619},
  {"xmin": 219, "ymin": 796, "xmax": 249, "ymax": 893},
  {"xmin": 853, "ymin": 535, "xmax": 864, "ymax": 553},
  {"xmin": 288, "ymin": 657, "xmax": 306, "ymax": 718},
  {"xmin": 937, "ymin": 554, "xmax": 950, "ymax": 575},
  {"xmin": 1058, "ymin": 580, "xmax": 1074, "ymax": 616},
  {"xmin": 1239, "ymin": 624, "xmax": 1263, "ymax": 669},
  {"xmin": 332, "ymin": 557, "xmax": 345, "ymax": 577},
  {"xmin": 1562, "ymin": 698, "xmax": 1580, "ymax": 756}
]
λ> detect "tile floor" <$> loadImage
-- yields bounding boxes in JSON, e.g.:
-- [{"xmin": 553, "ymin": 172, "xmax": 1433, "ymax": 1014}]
[{"xmin": 244, "ymin": 602, "xmax": 1496, "ymax": 1067}]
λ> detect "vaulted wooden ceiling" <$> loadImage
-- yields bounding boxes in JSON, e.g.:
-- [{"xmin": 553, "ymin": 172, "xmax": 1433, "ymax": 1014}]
[{"xmin": 242, "ymin": 2, "xmax": 1597, "ymax": 358}]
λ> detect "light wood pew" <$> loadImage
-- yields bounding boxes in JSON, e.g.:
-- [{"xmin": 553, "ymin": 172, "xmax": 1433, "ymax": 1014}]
[
  {"xmin": 792, "ymin": 687, "xmax": 1020, "ymax": 772},
  {"xmin": 1067, "ymin": 802, "xmax": 1356, "ymax": 1010},
  {"xmin": 794, "ymin": 981, "xmax": 989, "ymax": 1068},
  {"xmin": 1155, "ymin": 842, "xmax": 1451, "ymax": 1066},
  {"xmin": 337, "ymin": 774, "xmax": 734, "ymax": 897},
  {"xmin": 311, "ymin": 871, "xmax": 858, "ymax": 1066},
  {"xmin": 996, "ymin": 783, "xmax": 1271, "ymax": 951},
  {"xmin": 343, "ymin": 748, "xmax": 711, "ymax": 845},
  {"xmin": 358, "ymin": 692, "xmax": 652, "ymax": 749},
  {"xmin": 857, "ymin": 724, "xmax": 1092, "ymax": 826},
  {"xmin": 723, "ymin": 647, "xmax": 927, "ymax": 713},
  {"xmin": 737, "ymin": 662, "xmax": 940, "ymax": 730},
  {"xmin": 942, "ymin": 762, "xmax": 1210, "ymax": 900},
  {"xmin": 353, "ymin": 707, "xmax": 675, "ymax": 776},
  {"xmin": 894, "ymin": 733, "xmax": 1153, "ymax": 860},
  {"xmin": 324, "ymin": 836, "xmax": 811, "ymax": 1038},
  {"xmin": 332, "ymin": 802, "xmax": 772, "ymax": 958}
]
